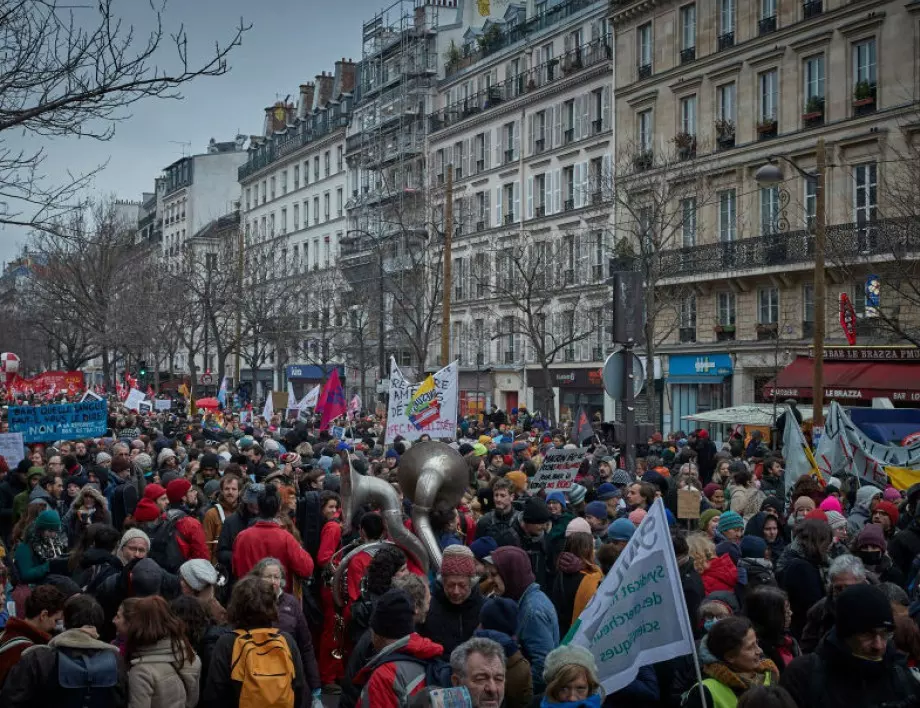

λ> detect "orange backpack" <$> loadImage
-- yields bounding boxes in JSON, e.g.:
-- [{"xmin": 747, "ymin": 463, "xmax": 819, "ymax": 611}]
[{"xmin": 229, "ymin": 628, "xmax": 296, "ymax": 708}]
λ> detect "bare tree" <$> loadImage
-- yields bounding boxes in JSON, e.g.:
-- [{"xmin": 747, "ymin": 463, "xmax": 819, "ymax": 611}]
[
  {"xmin": 299, "ymin": 267, "xmax": 346, "ymax": 377},
  {"xmin": 0, "ymin": 0, "xmax": 248, "ymax": 231}
]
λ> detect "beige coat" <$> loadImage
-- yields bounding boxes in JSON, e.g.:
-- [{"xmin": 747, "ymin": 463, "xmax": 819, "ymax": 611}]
[{"xmin": 127, "ymin": 638, "xmax": 201, "ymax": 708}]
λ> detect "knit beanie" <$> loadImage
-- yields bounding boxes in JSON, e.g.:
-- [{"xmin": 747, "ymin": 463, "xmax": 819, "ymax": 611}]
[
  {"xmin": 543, "ymin": 645, "xmax": 600, "ymax": 686},
  {"xmin": 440, "ymin": 545, "xmax": 476, "ymax": 577},
  {"xmin": 607, "ymin": 518, "xmax": 635, "ymax": 542},
  {"xmin": 119, "ymin": 528, "xmax": 150, "ymax": 551},
  {"xmin": 157, "ymin": 448, "xmax": 176, "ymax": 466},
  {"xmin": 27, "ymin": 466, "xmax": 45, "ymax": 481},
  {"xmin": 805, "ymin": 509, "xmax": 828, "ymax": 522},
  {"xmin": 825, "ymin": 510, "xmax": 847, "ymax": 531},
  {"xmin": 166, "ymin": 478, "xmax": 192, "ymax": 504},
  {"xmin": 611, "ymin": 469, "xmax": 632, "ymax": 486},
  {"xmin": 370, "ymin": 588, "xmax": 416, "ymax": 639},
  {"xmin": 717, "ymin": 510, "xmax": 744, "ymax": 534},
  {"xmin": 567, "ymin": 483, "xmax": 587, "ymax": 505},
  {"xmin": 505, "ymin": 471, "xmax": 527, "ymax": 492},
  {"xmin": 546, "ymin": 491, "xmax": 567, "ymax": 508},
  {"xmin": 699, "ymin": 509, "xmax": 721, "ymax": 533},
  {"xmin": 143, "ymin": 483, "xmax": 167, "ymax": 501},
  {"xmin": 628, "ymin": 508, "xmax": 648, "ymax": 526},
  {"xmin": 855, "ymin": 523, "xmax": 888, "ymax": 552},
  {"xmin": 179, "ymin": 559, "xmax": 218, "ymax": 591},
  {"xmin": 469, "ymin": 536, "xmax": 498, "ymax": 561},
  {"xmin": 34, "ymin": 509, "xmax": 61, "ymax": 531},
  {"xmin": 883, "ymin": 486, "xmax": 902, "ymax": 503},
  {"xmin": 740, "ymin": 535, "xmax": 767, "ymax": 559},
  {"xmin": 875, "ymin": 500, "xmax": 899, "ymax": 527},
  {"xmin": 565, "ymin": 517, "xmax": 592, "ymax": 537},
  {"xmin": 480, "ymin": 597, "xmax": 518, "ymax": 637},
  {"xmin": 835, "ymin": 584, "xmax": 894, "ymax": 639},
  {"xmin": 585, "ymin": 501, "xmax": 608, "ymax": 520},
  {"xmin": 596, "ymin": 483, "xmax": 619, "ymax": 501},
  {"xmin": 133, "ymin": 497, "xmax": 161, "ymax": 523},
  {"xmin": 522, "ymin": 498, "xmax": 552, "ymax": 524},
  {"xmin": 96, "ymin": 452, "xmax": 112, "ymax": 465},
  {"xmin": 703, "ymin": 483, "xmax": 722, "ymax": 500},
  {"xmin": 819, "ymin": 496, "xmax": 843, "ymax": 514},
  {"xmin": 159, "ymin": 471, "xmax": 180, "ymax": 487}
]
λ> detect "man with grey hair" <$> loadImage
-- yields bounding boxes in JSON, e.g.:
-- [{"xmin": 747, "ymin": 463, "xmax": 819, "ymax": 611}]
[
  {"xmin": 393, "ymin": 573, "xmax": 431, "ymax": 625},
  {"xmin": 448, "ymin": 637, "xmax": 506, "ymax": 708},
  {"xmin": 801, "ymin": 554, "xmax": 868, "ymax": 652}
]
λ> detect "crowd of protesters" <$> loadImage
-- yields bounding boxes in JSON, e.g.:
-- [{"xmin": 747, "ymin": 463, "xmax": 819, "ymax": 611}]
[{"xmin": 0, "ymin": 399, "xmax": 918, "ymax": 707}]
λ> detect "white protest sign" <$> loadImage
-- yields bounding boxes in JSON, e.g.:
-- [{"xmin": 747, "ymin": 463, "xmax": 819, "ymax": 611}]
[
  {"xmin": 385, "ymin": 358, "xmax": 459, "ymax": 443},
  {"xmin": 567, "ymin": 498, "xmax": 695, "ymax": 695},
  {"xmin": 0, "ymin": 432, "xmax": 25, "ymax": 468},
  {"xmin": 528, "ymin": 447, "xmax": 586, "ymax": 493},
  {"xmin": 154, "ymin": 400, "xmax": 172, "ymax": 411},
  {"xmin": 124, "ymin": 388, "xmax": 146, "ymax": 411},
  {"xmin": 80, "ymin": 391, "xmax": 103, "ymax": 402},
  {"xmin": 299, "ymin": 385, "xmax": 320, "ymax": 410}
]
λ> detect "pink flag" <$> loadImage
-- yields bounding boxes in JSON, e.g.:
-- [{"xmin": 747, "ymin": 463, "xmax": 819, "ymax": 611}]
[
  {"xmin": 319, "ymin": 369, "xmax": 346, "ymax": 430},
  {"xmin": 347, "ymin": 394, "xmax": 362, "ymax": 420}
]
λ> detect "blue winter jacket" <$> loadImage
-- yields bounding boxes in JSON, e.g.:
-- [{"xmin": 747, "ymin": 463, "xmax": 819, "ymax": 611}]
[{"xmin": 517, "ymin": 582, "xmax": 559, "ymax": 695}]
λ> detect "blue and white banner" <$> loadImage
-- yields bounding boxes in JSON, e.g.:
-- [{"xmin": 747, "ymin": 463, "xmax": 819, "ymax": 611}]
[{"xmin": 9, "ymin": 400, "xmax": 108, "ymax": 443}]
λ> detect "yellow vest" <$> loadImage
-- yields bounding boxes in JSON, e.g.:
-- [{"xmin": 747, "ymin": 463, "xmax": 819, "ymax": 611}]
[{"xmin": 700, "ymin": 674, "xmax": 772, "ymax": 708}]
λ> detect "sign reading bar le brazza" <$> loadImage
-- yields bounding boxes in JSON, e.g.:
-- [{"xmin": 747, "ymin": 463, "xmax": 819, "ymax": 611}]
[{"xmin": 810, "ymin": 347, "xmax": 920, "ymax": 361}]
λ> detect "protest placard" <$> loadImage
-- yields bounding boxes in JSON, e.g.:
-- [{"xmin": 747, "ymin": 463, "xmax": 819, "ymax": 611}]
[
  {"xmin": 124, "ymin": 388, "xmax": 145, "ymax": 411},
  {"xmin": 385, "ymin": 358, "xmax": 458, "ymax": 443},
  {"xmin": 154, "ymin": 400, "xmax": 172, "ymax": 411},
  {"xmin": 676, "ymin": 489, "xmax": 701, "ymax": 519},
  {"xmin": 9, "ymin": 400, "xmax": 109, "ymax": 443},
  {"xmin": 527, "ymin": 447, "xmax": 586, "ymax": 493},
  {"xmin": 566, "ymin": 498, "xmax": 695, "ymax": 695},
  {"xmin": 0, "ymin": 432, "xmax": 25, "ymax": 468}
]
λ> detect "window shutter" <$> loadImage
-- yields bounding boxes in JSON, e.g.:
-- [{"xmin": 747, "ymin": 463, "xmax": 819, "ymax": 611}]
[
  {"xmin": 544, "ymin": 173, "xmax": 553, "ymax": 216},
  {"xmin": 496, "ymin": 128, "xmax": 504, "ymax": 167},
  {"xmin": 513, "ymin": 120, "xmax": 521, "ymax": 159},
  {"xmin": 484, "ymin": 130, "xmax": 491, "ymax": 169},
  {"xmin": 553, "ymin": 103, "xmax": 562, "ymax": 148},
  {"xmin": 528, "ymin": 113, "xmax": 535, "ymax": 156},
  {"xmin": 582, "ymin": 94, "xmax": 591, "ymax": 136},
  {"xmin": 553, "ymin": 169, "xmax": 562, "ymax": 214},
  {"xmin": 602, "ymin": 154, "xmax": 612, "ymax": 198},
  {"xmin": 526, "ymin": 177, "xmax": 534, "ymax": 219},
  {"xmin": 484, "ymin": 191, "xmax": 491, "ymax": 228},
  {"xmin": 574, "ymin": 96, "xmax": 583, "ymax": 140},
  {"xmin": 602, "ymin": 86, "xmax": 611, "ymax": 130},
  {"xmin": 512, "ymin": 182, "xmax": 520, "ymax": 222},
  {"xmin": 574, "ymin": 163, "xmax": 584, "ymax": 209},
  {"xmin": 495, "ymin": 186, "xmax": 503, "ymax": 225}
]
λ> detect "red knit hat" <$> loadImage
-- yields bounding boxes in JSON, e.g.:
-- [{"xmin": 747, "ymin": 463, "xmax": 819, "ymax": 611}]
[
  {"xmin": 166, "ymin": 478, "xmax": 192, "ymax": 504},
  {"xmin": 143, "ymin": 483, "xmax": 166, "ymax": 501},
  {"xmin": 440, "ymin": 545, "xmax": 476, "ymax": 577},
  {"xmin": 133, "ymin": 497, "xmax": 161, "ymax": 523},
  {"xmin": 875, "ymin": 500, "xmax": 899, "ymax": 527},
  {"xmin": 804, "ymin": 509, "xmax": 828, "ymax": 522}
]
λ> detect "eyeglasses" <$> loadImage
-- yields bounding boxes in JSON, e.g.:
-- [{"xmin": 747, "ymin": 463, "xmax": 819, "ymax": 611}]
[{"xmin": 854, "ymin": 629, "xmax": 894, "ymax": 643}]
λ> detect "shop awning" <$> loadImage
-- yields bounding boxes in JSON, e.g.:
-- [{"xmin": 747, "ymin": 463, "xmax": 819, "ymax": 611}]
[
  {"xmin": 764, "ymin": 356, "xmax": 920, "ymax": 403},
  {"xmin": 683, "ymin": 405, "xmax": 819, "ymax": 426}
]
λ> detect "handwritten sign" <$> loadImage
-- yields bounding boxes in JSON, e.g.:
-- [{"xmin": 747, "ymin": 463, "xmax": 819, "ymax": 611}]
[
  {"xmin": 676, "ymin": 489, "xmax": 701, "ymax": 519},
  {"xmin": 154, "ymin": 400, "xmax": 172, "ymax": 411},
  {"xmin": 385, "ymin": 359, "xmax": 458, "ymax": 443},
  {"xmin": 0, "ymin": 433, "xmax": 25, "ymax": 468},
  {"xmin": 528, "ymin": 447, "xmax": 585, "ymax": 493},
  {"xmin": 9, "ymin": 400, "xmax": 108, "ymax": 443}
]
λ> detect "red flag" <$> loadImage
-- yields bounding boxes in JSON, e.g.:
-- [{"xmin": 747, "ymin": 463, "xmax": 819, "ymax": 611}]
[
  {"xmin": 147, "ymin": 385, "xmax": 155, "ymax": 398},
  {"xmin": 319, "ymin": 369, "xmax": 346, "ymax": 430}
]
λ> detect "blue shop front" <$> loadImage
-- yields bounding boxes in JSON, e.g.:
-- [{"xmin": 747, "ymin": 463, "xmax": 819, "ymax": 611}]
[{"xmin": 667, "ymin": 354, "xmax": 733, "ymax": 436}]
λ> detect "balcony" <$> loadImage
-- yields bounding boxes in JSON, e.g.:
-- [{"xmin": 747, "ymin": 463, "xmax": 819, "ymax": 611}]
[
  {"xmin": 637, "ymin": 63, "xmax": 652, "ymax": 80},
  {"xmin": 680, "ymin": 47, "xmax": 696, "ymax": 64},
  {"xmin": 718, "ymin": 32, "xmax": 734, "ymax": 51},
  {"xmin": 803, "ymin": 0, "xmax": 822, "ymax": 19},
  {"xmin": 679, "ymin": 327, "xmax": 696, "ymax": 343},
  {"xmin": 535, "ymin": 137, "xmax": 546, "ymax": 153},
  {"xmin": 655, "ymin": 219, "xmax": 918, "ymax": 282},
  {"xmin": 715, "ymin": 325, "xmax": 736, "ymax": 342},
  {"xmin": 503, "ymin": 352, "xmax": 516, "ymax": 365},
  {"xmin": 802, "ymin": 96, "xmax": 825, "ymax": 128},
  {"xmin": 563, "ymin": 348, "xmax": 576, "ymax": 363},
  {"xmin": 592, "ymin": 118, "xmax": 603, "ymax": 135},
  {"xmin": 535, "ymin": 205, "xmax": 546, "ymax": 218},
  {"xmin": 715, "ymin": 120, "xmax": 736, "ymax": 150},
  {"xmin": 674, "ymin": 132, "xmax": 697, "ymax": 161},
  {"xmin": 591, "ymin": 190, "xmax": 604, "ymax": 205},
  {"xmin": 756, "ymin": 322, "xmax": 778, "ymax": 341},
  {"xmin": 633, "ymin": 151, "xmax": 653, "ymax": 171},
  {"xmin": 504, "ymin": 213, "xmax": 515, "ymax": 225},
  {"xmin": 504, "ymin": 148, "xmax": 515, "ymax": 164},
  {"xmin": 433, "ymin": 36, "xmax": 611, "ymax": 132},
  {"xmin": 564, "ymin": 198, "xmax": 575, "ymax": 212},
  {"xmin": 563, "ymin": 269, "xmax": 574, "ymax": 285},
  {"xmin": 757, "ymin": 119, "xmax": 778, "ymax": 141},
  {"xmin": 853, "ymin": 81, "xmax": 877, "ymax": 117},
  {"xmin": 564, "ymin": 128, "xmax": 575, "ymax": 144},
  {"xmin": 759, "ymin": 15, "xmax": 777, "ymax": 35},
  {"xmin": 476, "ymin": 220, "xmax": 485, "ymax": 232},
  {"xmin": 476, "ymin": 158, "xmax": 485, "ymax": 173}
]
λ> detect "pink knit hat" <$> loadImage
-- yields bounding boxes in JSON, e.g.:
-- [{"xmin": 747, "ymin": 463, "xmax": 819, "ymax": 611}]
[
  {"xmin": 819, "ymin": 496, "xmax": 843, "ymax": 514},
  {"xmin": 440, "ymin": 545, "xmax": 476, "ymax": 577},
  {"xmin": 565, "ymin": 517, "xmax": 592, "ymax": 537},
  {"xmin": 884, "ymin": 486, "xmax": 902, "ymax": 503},
  {"xmin": 628, "ymin": 508, "xmax": 648, "ymax": 526}
]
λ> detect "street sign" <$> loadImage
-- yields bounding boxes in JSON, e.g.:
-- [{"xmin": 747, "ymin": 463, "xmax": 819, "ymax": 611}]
[{"xmin": 602, "ymin": 349, "xmax": 645, "ymax": 399}]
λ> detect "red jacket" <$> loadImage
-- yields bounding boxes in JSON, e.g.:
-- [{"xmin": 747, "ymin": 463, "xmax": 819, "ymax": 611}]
[
  {"xmin": 702, "ymin": 553, "xmax": 739, "ymax": 595},
  {"xmin": 0, "ymin": 617, "xmax": 51, "ymax": 687},
  {"xmin": 175, "ymin": 515, "xmax": 209, "ymax": 562},
  {"xmin": 355, "ymin": 633, "xmax": 444, "ymax": 708},
  {"xmin": 233, "ymin": 520, "xmax": 315, "ymax": 593}
]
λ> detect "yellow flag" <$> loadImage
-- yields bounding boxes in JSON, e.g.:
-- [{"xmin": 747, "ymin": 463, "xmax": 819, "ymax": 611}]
[{"xmin": 478, "ymin": 0, "xmax": 490, "ymax": 16}]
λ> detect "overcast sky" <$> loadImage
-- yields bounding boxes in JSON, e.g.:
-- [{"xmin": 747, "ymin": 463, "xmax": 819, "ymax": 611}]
[{"xmin": 1, "ymin": 0, "xmax": 388, "ymax": 264}]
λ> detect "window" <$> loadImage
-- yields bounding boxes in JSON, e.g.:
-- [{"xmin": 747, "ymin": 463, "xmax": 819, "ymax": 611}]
[
  {"xmin": 504, "ymin": 121, "xmax": 515, "ymax": 162},
  {"xmin": 535, "ymin": 110, "xmax": 547, "ymax": 149},
  {"xmin": 269, "ymin": 212, "xmax": 275, "ymax": 237},
  {"xmin": 804, "ymin": 55, "xmax": 825, "ymax": 103},
  {"xmin": 454, "ymin": 258, "xmax": 466, "ymax": 300},
  {"xmin": 680, "ymin": 4, "xmax": 696, "ymax": 52},
  {"xmin": 313, "ymin": 156, "xmax": 320, "ymax": 180},
  {"xmin": 680, "ymin": 295, "xmax": 697, "ymax": 338},
  {"xmin": 303, "ymin": 200, "xmax": 309, "ymax": 226},
  {"xmin": 718, "ymin": 189, "xmax": 736, "ymax": 242},
  {"xmin": 761, "ymin": 0, "xmax": 776, "ymax": 20},
  {"xmin": 720, "ymin": 0, "xmax": 735, "ymax": 37},
  {"xmin": 245, "ymin": 188, "xmax": 251, "ymax": 211},
  {"xmin": 717, "ymin": 292, "xmax": 736, "ymax": 325},
  {"xmin": 679, "ymin": 95, "xmax": 697, "ymax": 135},
  {"xmin": 324, "ymin": 193, "xmax": 330, "ymax": 221},
  {"xmin": 563, "ymin": 166, "xmax": 575, "ymax": 209},
  {"xmin": 563, "ymin": 99, "xmax": 575, "ymax": 143},
  {"xmin": 281, "ymin": 170, "xmax": 288, "ymax": 194},
  {"xmin": 324, "ymin": 151, "xmax": 331, "ymax": 177},
  {"xmin": 293, "ymin": 203, "xmax": 300, "ymax": 230},
  {"xmin": 313, "ymin": 196, "xmax": 319, "ymax": 224},
  {"xmin": 803, "ymin": 283, "xmax": 815, "ymax": 323},
  {"xmin": 758, "ymin": 288, "xmax": 779, "ymax": 324},
  {"xmin": 280, "ymin": 208, "xmax": 287, "ymax": 235},
  {"xmin": 717, "ymin": 83, "xmax": 735, "ymax": 123},
  {"xmin": 637, "ymin": 110, "xmax": 652, "ymax": 152},
  {"xmin": 760, "ymin": 185, "xmax": 779, "ymax": 234},
  {"xmin": 759, "ymin": 69, "xmax": 778, "ymax": 122},
  {"xmin": 502, "ymin": 316, "xmax": 516, "ymax": 363},
  {"xmin": 261, "ymin": 181, "xmax": 267, "ymax": 204},
  {"xmin": 681, "ymin": 198, "xmax": 697, "ymax": 247},
  {"xmin": 804, "ymin": 180, "xmax": 817, "ymax": 230},
  {"xmin": 337, "ymin": 146, "xmax": 344, "ymax": 172},
  {"xmin": 336, "ymin": 188, "xmax": 343, "ymax": 218},
  {"xmin": 270, "ymin": 176, "xmax": 276, "ymax": 200},
  {"xmin": 303, "ymin": 161, "xmax": 310, "ymax": 185},
  {"xmin": 592, "ymin": 230, "xmax": 604, "ymax": 281},
  {"xmin": 637, "ymin": 23, "xmax": 652, "ymax": 71},
  {"xmin": 854, "ymin": 163, "xmax": 877, "ymax": 248},
  {"xmin": 293, "ymin": 165, "xmax": 300, "ymax": 189},
  {"xmin": 853, "ymin": 38, "xmax": 877, "ymax": 86}
]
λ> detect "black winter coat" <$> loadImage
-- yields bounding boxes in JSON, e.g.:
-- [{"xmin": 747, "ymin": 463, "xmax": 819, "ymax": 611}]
[
  {"xmin": 781, "ymin": 631, "xmax": 920, "ymax": 708},
  {"xmin": 0, "ymin": 476, "xmax": 26, "ymax": 544},
  {"xmin": 74, "ymin": 548, "xmax": 122, "ymax": 592},
  {"xmin": 418, "ymin": 582, "xmax": 484, "ymax": 659},
  {"xmin": 340, "ymin": 629, "xmax": 374, "ymax": 708},
  {"xmin": 889, "ymin": 521, "xmax": 920, "ymax": 580},
  {"xmin": 475, "ymin": 507, "xmax": 520, "ymax": 548},
  {"xmin": 216, "ymin": 508, "xmax": 252, "ymax": 581},
  {"xmin": 776, "ymin": 548, "xmax": 826, "ymax": 640},
  {"xmin": 678, "ymin": 558, "xmax": 705, "ymax": 639},
  {"xmin": 512, "ymin": 518, "xmax": 550, "ymax": 591}
]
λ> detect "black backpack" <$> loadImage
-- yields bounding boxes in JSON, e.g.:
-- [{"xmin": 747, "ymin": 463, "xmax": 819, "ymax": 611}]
[
  {"xmin": 297, "ymin": 491, "xmax": 324, "ymax": 560},
  {"xmin": 56, "ymin": 646, "xmax": 120, "ymax": 708},
  {"xmin": 148, "ymin": 511, "xmax": 188, "ymax": 574}
]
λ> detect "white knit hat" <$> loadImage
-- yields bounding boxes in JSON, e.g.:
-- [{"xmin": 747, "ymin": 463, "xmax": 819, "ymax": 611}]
[
  {"xmin": 118, "ymin": 528, "xmax": 150, "ymax": 550},
  {"xmin": 542, "ymin": 644, "xmax": 601, "ymax": 687}
]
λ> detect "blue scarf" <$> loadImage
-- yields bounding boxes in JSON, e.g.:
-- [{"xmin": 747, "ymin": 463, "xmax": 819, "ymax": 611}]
[{"xmin": 540, "ymin": 694, "xmax": 602, "ymax": 708}]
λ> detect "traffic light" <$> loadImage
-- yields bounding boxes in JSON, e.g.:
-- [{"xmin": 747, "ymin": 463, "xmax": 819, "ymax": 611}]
[{"xmin": 138, "ymin": 360, "xmax": 147, "ymax": 380}]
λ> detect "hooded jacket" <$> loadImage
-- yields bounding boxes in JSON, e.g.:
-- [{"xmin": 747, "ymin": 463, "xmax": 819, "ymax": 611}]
[
  {"xmin": 0, "ymin": 627, "xmax": 128, "ymax": 708},
  {"xmin": 729, "ymin": 486, "xmax": 766, "ymax": 523},
  {"xmin": 418, "ymin": 581, "xmax": 484, "ymax": 659},
  {"xmin": 888, "ymin": 515, "xmax": 920, "ymax": 579},
  {"xmin": 781, "ymin": 630, "xmax": 920, "ymax": 708},
  {"xmin": 775, "ymin": 542, "xmax": 827, "ymax": 640},
  {"xmin": 550, "ymin": 552, "xmax": 603, "ymax": 637},
  {"xmin": 491, "ymin": 546, "xmax": 559, "ymax": 694},
  {"xmin": 744, "ymin": 512, "xmax": 786, "ymax": 562},
  {"xmin": 354, "ymin": 633, "xmax": 444, "ymax": 708},
  {"xmin": 474, "ymin": 629, "xmax": 532, "ymax": 708},
  {"xmin": 701, "ymin": 553, "xmax": 739, "ymax": 595},
  {"xmin": 62, "ymin": 485, "xmax": 111, "ymax": 545},
  {"xmin": 127, "ymin": 638, "xmax": 201, "ymax": 708},
  {"xmin": 0, "ymin": 617, "xmax": 51, "ymax": 686},
  {"xmin": 847, "ymin": 486, "xmax": 882, "ymax": 537}
]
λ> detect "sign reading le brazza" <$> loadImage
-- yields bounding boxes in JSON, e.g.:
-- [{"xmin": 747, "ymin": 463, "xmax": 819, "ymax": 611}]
[{"xmin": 811, "ymin": 347, "xmax": 920, "ymax": 362}]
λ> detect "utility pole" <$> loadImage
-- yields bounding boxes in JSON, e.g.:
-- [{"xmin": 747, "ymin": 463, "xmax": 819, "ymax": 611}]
[
  {"xmin": 441, "ymin": 165, "xmax": 453, "ymax": 367},
  {"xmin": 234, "ymin": 222, "xmax": 243, "ymax": 395},
  {"xmin": 812, "ymin": 138, "xmax": 826, "ymax": 428}
]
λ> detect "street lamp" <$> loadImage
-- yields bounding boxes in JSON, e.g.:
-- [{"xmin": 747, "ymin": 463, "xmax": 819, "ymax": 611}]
[{"xmin": 755, "ymin": 138, "xmax": 827, "ymax": 428}]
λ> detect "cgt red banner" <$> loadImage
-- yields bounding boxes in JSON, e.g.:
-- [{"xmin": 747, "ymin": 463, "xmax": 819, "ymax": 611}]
[{"xmin": 7, "ymin": 370, "xmax": 85, "ymax": 395}]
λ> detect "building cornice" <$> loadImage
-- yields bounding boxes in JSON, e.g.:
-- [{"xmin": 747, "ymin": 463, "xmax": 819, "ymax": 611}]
[{"xmin": 239, "ymin": 128, "xmax": 347, "ymax": 186}]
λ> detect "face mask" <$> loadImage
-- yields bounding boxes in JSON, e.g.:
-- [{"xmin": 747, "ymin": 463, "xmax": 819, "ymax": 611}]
[
  {"xmin": 857, "ymin": 549, "xmax": 882, "ymax": 566},
  {"xmin": 704, "ymin": 618, "xmax": 721, "ymax": 632}
]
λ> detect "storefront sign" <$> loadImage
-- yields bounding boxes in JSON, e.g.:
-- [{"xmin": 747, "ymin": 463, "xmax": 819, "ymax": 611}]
[
  {"xmin": 525, "ymin": 368, "xmax": 603, "ymax": 388},
  {"xmin": 286, "ymin": 364, "xmax": 345, "ymax": 380},
  {"xmin": 766, "ymin": 387, "xmax": 920, "ymax": 403},
  {"xmin": 669, "ymin": 354, "xmax": 733, "ymax": 378},
  {"xmin": 812, "ymin": 347, "xmax": 920, "ymax": 361}
]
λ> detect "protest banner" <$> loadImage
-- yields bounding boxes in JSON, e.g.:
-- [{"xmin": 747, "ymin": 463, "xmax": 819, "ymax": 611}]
[
  {"xmin": 300, "ymin": 385, "xmax": 320, "ymax": 410},
  {"xmin": 8, "ymin": 370, "xmax": 84, "ymax": 395},
  {"xmin": 385, "ymin": 358, "xmax": 458, "ymax": 443},
  {"xmin": 527, "ymin": 447, "xmax": 585, "ymax": 493},
  {"xmin": 80, "ymin": 391, "xmax": 103, "ymax": 403},
  {"xmin": 9, "ymin": 400, "xmax": 108, "ymax": 443},
  {"xmin": 782, "ymin": 406, "xmax": 825, "ymax": 494},
  {"xmin": 0, "ymin": 432, "xmax": 25, "ymax": 468},
  {"xmin": 124, "ymin": 388, "xmax": 146, "ymax": 411},
  {"xmin": 816, "ymin": 401, "xmax": 920, "ymax": 488},
  {"xmin": 676, "ymin": 489, "xmax": 701, "ymax": 519},
  {"xmin": 154, "ymin": 400, "xmax": 172, "ymax": 411},
  {"xmin": 138, "ymin": 400, "xmax": 152, "ymax": 415},
  {"xmin": 566, "ymin": 498, "xmax": 695, "ymax": 695}
]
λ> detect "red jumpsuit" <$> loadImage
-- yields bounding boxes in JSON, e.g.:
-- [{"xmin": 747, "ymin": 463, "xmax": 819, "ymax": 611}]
[{"xmin": 316, "ymin": 519, "xmax": 344, "ymax": 685}]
